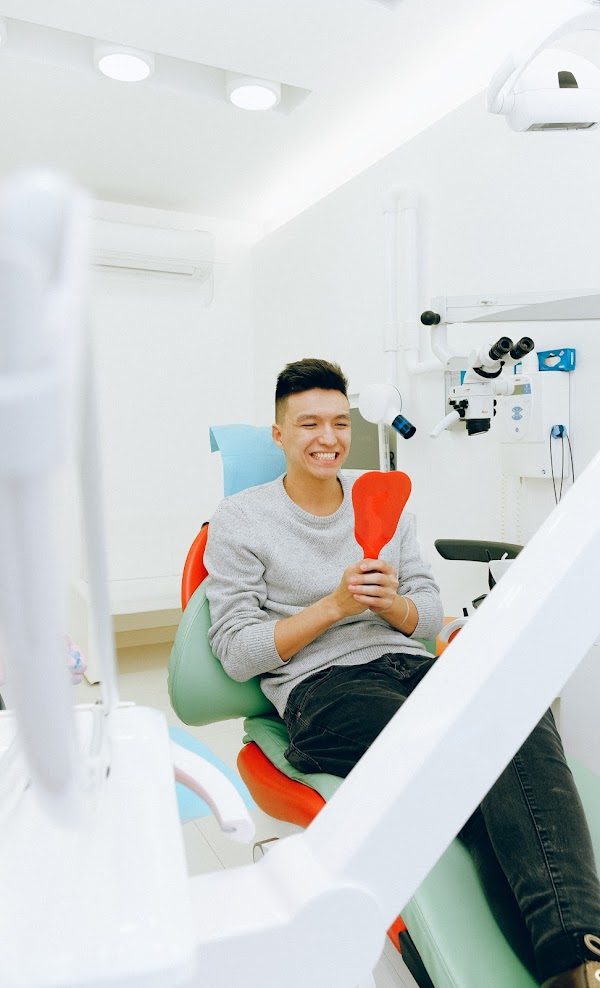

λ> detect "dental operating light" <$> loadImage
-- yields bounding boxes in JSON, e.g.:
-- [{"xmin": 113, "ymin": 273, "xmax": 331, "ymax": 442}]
[
  {"xmin": 359, "ymin": 383, "xmax": 416, "ymax": 438},
  {"xmin": 487, "ymin": 1, "xmax": 600, "ymax": 131}
]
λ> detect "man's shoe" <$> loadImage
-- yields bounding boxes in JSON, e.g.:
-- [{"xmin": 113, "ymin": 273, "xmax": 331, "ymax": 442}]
[
  {"xmin": 542, "ymin": 935, "xmax": 600, "ymax": 985},
  {"xmin": 542, "ymin": 961, "xmax": 600, "ymax": 987}
]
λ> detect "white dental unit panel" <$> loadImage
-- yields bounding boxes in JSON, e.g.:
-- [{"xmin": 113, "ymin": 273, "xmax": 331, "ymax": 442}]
[
  {"xmin": 0, "ymin": 705, "xmax": 197, "ymax": 988},
  {"xmin": 497, "ymin": 370, "xmax": 571, "ymax": 478}
]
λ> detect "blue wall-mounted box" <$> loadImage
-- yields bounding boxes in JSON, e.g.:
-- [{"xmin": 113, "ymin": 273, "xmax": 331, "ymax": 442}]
[{"xmin": 537, "ymin": 348, "xmax": 576, "ymax": 372}]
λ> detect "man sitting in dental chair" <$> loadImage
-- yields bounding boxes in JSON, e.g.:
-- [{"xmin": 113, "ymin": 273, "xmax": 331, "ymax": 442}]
[{"xmin": 204, "ymin": 357, "xmax": 600, "ymax": 988}]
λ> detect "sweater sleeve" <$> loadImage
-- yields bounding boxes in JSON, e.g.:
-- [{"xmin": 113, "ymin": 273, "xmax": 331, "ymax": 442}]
[
  {"xmin": 203, "ymin": 499, "xmax": 283, "ymax": 681},
  {"xmin": 397, "ymin": 514, "xmax": 444, "ymax": 641}
]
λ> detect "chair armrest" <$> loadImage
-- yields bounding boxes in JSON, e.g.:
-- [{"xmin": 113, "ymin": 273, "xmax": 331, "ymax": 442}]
[{"xmin": 434, "ymin": 539, "xmax": 522, "ymax": 563}]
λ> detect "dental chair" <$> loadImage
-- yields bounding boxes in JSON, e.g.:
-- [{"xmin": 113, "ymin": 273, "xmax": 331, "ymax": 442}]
[{"xmin": 168, "ymin": 425, "xmax": 600, "ymax": 988}]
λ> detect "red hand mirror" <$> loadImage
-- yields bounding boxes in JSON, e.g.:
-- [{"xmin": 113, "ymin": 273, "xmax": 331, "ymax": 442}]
[{"xmin": 352, "ymin": 471, "xmax": 412, "ymax": 558}]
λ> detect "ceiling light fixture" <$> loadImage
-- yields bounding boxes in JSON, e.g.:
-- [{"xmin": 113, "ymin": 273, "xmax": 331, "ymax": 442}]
[
  {"xmin": 225, "ymin": 73, "xmax": 281, "ymax": 111},
  {"xmin": 93, "ymin": 42, "xmax": 154, "ymax": 82}
]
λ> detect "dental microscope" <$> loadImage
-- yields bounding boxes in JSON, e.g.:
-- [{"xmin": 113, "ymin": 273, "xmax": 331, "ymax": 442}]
[{"xmin": 421, "ymin": 310, "xmax": 535, "ymax": 438}]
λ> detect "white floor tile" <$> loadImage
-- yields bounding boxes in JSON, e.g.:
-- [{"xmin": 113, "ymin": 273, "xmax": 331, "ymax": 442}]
[
  {"xmin": 194, "ymin": 814, "xmax": 255, "ymax": 869},
  {"xmin": 189, "ymin": 720, "xmax": 248, "ymax": 770},
  {"xmin": 249, "ymin": 803, "xmax": 302, "ymax": 841},
  {"xmin": 195, "ymin": 809, "xmax": 299, "ymax": 868},
  {"xmin": 373, "ymin": 949, "xmax": 406, "ymax": 988},
  {"xmin": 381, "ymin": 938, "xmax": 420, "ymax": 988},
  {"xmin": 181, "ymin": 820, "xmax": 224, "ymax": 876}
]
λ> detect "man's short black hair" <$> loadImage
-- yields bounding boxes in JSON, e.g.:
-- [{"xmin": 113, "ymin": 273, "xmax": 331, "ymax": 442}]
[{"xmin": 275, "ymin": 358, "xmax": 349, "ymax": 421}]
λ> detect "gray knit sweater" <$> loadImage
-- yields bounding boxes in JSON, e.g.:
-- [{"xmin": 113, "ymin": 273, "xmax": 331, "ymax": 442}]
[{"xmin": 204, "ymin": 472, "xmax": 444, "ymax": 717}]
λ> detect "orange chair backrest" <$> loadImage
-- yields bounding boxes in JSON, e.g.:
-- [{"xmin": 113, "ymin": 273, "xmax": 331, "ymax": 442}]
[{"xmin": 181, "ymin": 523, "xmax": 209, "ymax": 610}]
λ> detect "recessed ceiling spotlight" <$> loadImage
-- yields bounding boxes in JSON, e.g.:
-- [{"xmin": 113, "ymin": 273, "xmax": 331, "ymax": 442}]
[
  {"xmin": 225, "ymin": 73, "xmax": 281, "ymax": 111},
  {"xmin": 93, "ymin": 42, "xmax": 155, "ymax": 82}
]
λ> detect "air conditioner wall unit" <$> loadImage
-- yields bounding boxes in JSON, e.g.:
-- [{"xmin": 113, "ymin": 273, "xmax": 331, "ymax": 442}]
[{"xmin": 92, "ymin": 219, "xmax": 215, "ymax": 281}]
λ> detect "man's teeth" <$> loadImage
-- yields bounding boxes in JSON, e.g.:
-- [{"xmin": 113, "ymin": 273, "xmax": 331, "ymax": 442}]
[{"xmin": 312, "ymin": 453, "xmax": 336, "ymax": 460}]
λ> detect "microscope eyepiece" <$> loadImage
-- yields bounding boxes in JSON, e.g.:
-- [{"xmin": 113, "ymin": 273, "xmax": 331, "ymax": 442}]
[
  {"xmin": 488, "ymin": 337, "xmax": 513, "ymax": 361},
  {"xmin": 510, "ymin": 337, "xmax": 535, "ymax": 361}
]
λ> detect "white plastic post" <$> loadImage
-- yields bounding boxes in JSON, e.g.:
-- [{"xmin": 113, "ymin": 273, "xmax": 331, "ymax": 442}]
[
  {"xmin": 0, "ymin": 178, "xmax": 82, "ymax": 822},
  {"xmin": 0, "ymin": 170, "xmax": 120, "ymax": 821}
]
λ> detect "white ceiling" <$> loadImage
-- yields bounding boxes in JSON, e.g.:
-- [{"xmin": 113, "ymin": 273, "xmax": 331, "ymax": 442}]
[{"xmin": 0, "ymin": 0, "xmax": 579, "ymax": 228}]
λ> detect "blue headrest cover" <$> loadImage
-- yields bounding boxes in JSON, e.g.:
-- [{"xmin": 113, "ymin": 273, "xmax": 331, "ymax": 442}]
[{"xmin": 209, "ymin": 424, "xmax": 286, "ymax": 496}]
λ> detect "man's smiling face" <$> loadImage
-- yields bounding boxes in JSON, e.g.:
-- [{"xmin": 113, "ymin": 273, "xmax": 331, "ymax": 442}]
[{"xmin": 272, "ymin": 388, "xmax": 351, "ymax": 483}]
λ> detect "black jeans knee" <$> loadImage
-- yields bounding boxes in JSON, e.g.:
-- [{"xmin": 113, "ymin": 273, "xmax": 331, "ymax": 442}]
[{"xmin": 283, "ymin": 653, "xmax": 434, "ymax": 777}]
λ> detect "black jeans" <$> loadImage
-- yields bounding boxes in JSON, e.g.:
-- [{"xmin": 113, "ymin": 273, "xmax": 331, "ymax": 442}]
[{"xmin": 283, "ymin": 654, "xmax": 600, "ymax": 983}]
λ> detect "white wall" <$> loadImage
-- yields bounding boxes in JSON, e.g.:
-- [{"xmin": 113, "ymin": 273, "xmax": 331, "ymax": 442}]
[
  {"xmin": 80, "ymin": 204, "xmax": 261, "ymax": 591},
  {"xmin": 252, "ymin": 91, "xmax": 600, "ymax": 770}
]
